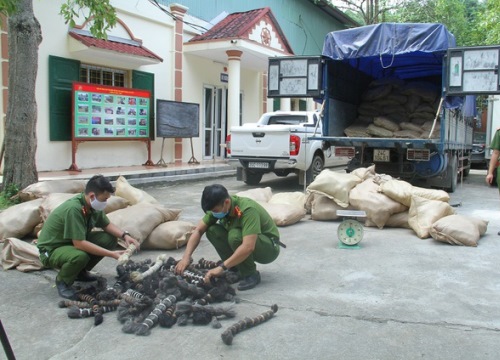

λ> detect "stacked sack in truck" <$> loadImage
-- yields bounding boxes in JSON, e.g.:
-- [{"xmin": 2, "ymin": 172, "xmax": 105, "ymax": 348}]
[{"xmin": 344, "ymin": 79, "xmax": 441, "ymax": 139}]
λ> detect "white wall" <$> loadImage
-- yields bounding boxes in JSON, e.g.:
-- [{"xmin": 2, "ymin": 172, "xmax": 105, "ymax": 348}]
[{"xmin": 34, "ymin": 0, "xmax": 176, "ymax": 171}]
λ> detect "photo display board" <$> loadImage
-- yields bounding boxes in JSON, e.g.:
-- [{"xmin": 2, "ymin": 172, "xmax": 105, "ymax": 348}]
[
  {"xmin": 156, "ymin": 99, "xmax": 200, "ymax": 138},
  {"xmin": 73, "ymin": 82, "xmax": 151, "ymax": 139}
]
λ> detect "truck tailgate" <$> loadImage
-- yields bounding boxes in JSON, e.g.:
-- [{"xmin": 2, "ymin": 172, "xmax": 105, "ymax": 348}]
[{"xmin": 230, "ymin": 125, "xmax": 291, "ymax": 158}]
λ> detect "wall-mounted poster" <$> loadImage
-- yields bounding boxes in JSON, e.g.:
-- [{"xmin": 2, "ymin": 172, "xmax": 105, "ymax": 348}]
[{"xmin": 73, "ymin": 82, "xmax": 150, "ymax": 139}]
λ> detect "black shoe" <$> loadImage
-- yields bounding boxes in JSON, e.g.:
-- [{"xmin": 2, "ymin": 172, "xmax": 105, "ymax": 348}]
[
  {"xmin": 56, "ymin": 280, "xmax": 77, "ymax": 300},
  {"xmin": 75, "ymin": 270, "xmax": 98, "ymax": 282},
  {"xmin": 237, "ymin": 271, "xmax": 261, "ymax": 291}
]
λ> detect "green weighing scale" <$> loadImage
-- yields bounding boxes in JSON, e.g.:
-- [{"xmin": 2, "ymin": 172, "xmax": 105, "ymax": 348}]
[{"xmin": 335, "ymin": 210, "xmax": 367, "ymax": 249}]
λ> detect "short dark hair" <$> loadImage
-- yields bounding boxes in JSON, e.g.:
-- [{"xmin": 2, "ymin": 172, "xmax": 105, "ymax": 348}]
[
  {"xmin": 85, "ymin": 175, "xmax": 115, "ymax": 195},
  {"xmin": 201, "ymin": 184, "xmax": 229, "ymax": 212}
]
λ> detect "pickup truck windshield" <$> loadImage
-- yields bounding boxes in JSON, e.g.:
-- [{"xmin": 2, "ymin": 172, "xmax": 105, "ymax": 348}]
[{"xmin": 267, "ymin": 115, "xmax": 308, "ymax": 125}]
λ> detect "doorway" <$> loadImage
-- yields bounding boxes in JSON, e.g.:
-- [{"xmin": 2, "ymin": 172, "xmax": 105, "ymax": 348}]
[{"xmin": 203, "ymin": 86, "xmax": 227, "ymax": 159}]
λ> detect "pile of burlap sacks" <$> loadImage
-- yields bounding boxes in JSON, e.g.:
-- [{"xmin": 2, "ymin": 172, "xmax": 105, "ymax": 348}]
[
  {"xmin": 305, "ymin": 165, "xmax": 487, "ymax": 246},
  {"xmin": 0, "ymin": 176, "xmax": 309, "ymax": 271},
  {"xmin": 344, "ymin": 79, "xmax": 441, "ymax": 139}
]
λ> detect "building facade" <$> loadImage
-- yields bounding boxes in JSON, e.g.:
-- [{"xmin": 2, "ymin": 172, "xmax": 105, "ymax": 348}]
[{"xmin": 0, "ymin": 0, "xmax": 355, "ymax": 172}]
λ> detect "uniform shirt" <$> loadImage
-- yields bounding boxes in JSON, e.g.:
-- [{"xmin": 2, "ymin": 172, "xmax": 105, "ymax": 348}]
[
  {"xmin": 37, "ymin": 193, "xmax": 110, "ymax": 254},
  {"xmin": 202, "ymin": 195, "xmax": 279, "ymax": 240},
  {"xmin": 491, "ymin": 129, "xmax": 500, "ymax": 153}
]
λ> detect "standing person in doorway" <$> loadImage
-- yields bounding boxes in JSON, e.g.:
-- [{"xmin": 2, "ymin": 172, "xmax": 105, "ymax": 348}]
[
  {"xmin": 486, "ymin": 128, "xmax": 500, "ymax": 235},
  {"xmin": 175, "ymin": 184, "xmax": 285, "ymax": 291},
  {"xmin": 37, "ymin": 175, "xmax": 140, "ymax": 299}
]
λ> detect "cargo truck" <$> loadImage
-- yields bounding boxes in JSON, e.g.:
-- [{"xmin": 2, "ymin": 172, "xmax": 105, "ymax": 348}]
[{"xmin": 268, "ymin": 23, "xmax": 500, "ymax": 192}]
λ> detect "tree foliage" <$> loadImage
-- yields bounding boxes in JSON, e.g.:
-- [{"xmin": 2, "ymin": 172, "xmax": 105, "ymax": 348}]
[{"xmin": 0, "ymin": 0, "xmax": 117, "ymax": 191}]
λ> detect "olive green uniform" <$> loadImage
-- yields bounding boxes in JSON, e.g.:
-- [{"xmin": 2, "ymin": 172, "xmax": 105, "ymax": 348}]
[
  {"xmin": 202, "ymin": 195, "xmax": 281, "ymax": 277},
  {"xmin": 490, "ymin": 129, "xmax": 500, "ymax": 191},
  {"xmin": 37, "ymin": 193, "xmax": 117, "ymax": 285}
]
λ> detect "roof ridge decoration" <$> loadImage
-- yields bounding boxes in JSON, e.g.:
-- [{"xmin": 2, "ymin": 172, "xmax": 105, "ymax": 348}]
[{"xmin": 188, "ymin": 7, "xmax": 293, "ymax": 54}]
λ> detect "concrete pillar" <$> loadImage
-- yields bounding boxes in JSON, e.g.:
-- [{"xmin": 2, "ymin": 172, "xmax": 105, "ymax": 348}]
[
  {"xmin": 170, "ymin": 3, "xmax": 188, "ymax": 163},
  {"xmin": 280, "ymin": 98, "xmax": 291, "ymax": 111},
  {"xmin": 226, "ymin": 49, "xmax": 242, "ymax": 131}
]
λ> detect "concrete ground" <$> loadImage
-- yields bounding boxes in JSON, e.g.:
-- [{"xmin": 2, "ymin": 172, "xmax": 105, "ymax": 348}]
[{"xmin": 1, "ymin": 168, "xmax": 500, "ymax": 360}]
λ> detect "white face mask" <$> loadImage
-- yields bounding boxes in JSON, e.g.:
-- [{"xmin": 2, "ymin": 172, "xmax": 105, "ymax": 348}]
[{"xmin": 90, "ymin": 196, "xmax": 107, "ymax": 211}]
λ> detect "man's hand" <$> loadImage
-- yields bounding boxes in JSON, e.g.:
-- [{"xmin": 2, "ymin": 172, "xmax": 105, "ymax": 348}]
[
  {"xmin": 486, "ymin": 173, "xmax": 494, "ymax": 185},
  {"xmin": 204, "ymin": 266, "xmax": 224, "ymax": 284},
  {"xmin": 175, "ymin": 258, "xmax": 190, "ymax": 275},
  {"xmin": 111, "ymin": 250, "xmax": 126, "ymax": 260},
  {"xmin": 124, "ymin": 234, "xmax": 141, "ymax": 251}
]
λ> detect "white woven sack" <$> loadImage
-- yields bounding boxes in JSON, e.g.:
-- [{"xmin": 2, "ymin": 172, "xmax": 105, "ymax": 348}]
[
  {"xmin": 0, "ymin": 199, "xmax": 44, "ymax": 240},
  {"xmin": 411, "ymin": 187, "xmax": 449, "ymax": 204},
  {"xmin": 269, "ymin": 192, "xmax": 306, "ymax": 207},
  {"xmin": 143, "ymin": 221, "xmax": 196, "ymax": 250},
  {"xmin": 310, "ymin": 194, "xmax": 351, "ymax": 221},
  {"xmin": 107, "ymin": 203, "xmax": 181, "ymax": 247},
  {"xmin": 115, "ymin": 176, "xmax": 158, "ymax": 205},
  {"xmin": 18, "ymin": 180, "xmax": 87, "ymax": 201},
  {"xmin": 258, "ymin": 202, "xmax": 306, "ymax": 226},
  {"xmin": 429, "ymin": 215, "xmax": 488, "ymax": 247},
  {"xmin": 349, "ymin": 179, "xmax": 407, "ymax": 229},
  {"xmin": 408, "ymin": 196, "xmax": 455, "ymax": 239},
  {"xmin": 0, "ymin": 237, "xmax": 44, "ymax": 272},
  {"xmin": 306, "ymin": 169, "xmax": 361, "ymax": 208},
  {"xmin": 236, "ymin": 187, "xmax": 273, "ymax": 203},
  {"xmin": 378, "ymin": 179, "xmax": 414, "ymax": 207}
]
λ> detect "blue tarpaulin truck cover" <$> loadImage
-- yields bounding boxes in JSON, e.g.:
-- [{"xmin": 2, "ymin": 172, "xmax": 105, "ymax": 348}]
[{"xmin": 322, "ymin": 23, "xmax": 456, "ymax": 81}]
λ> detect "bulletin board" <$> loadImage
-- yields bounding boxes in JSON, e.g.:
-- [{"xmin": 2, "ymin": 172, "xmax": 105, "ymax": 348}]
[
  {"xmin": 156, "ymin": 99, "xmax": 200, "ymax": 138},
  {"xmin": 69, "ymin": 82, "xmax": 153, "ymax": 171}
]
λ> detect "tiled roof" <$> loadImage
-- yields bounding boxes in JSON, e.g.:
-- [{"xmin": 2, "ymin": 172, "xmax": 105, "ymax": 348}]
[
  {"xmin": 188, "ymin": 7, "xmax": 292, "ymax": 53},
  {"xmin": 69, "ymin": 32, "xmax": 163, "ymax": 62}
]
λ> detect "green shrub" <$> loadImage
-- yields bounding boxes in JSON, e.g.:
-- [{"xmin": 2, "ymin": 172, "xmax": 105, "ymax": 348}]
[{"xmin": 0, "ymin": 184, "xmax": 20, "ymax": 210}]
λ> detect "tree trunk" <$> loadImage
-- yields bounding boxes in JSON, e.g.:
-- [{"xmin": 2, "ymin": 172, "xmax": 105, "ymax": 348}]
[{"xmin": 2, "ymin": 0, "xmax": 42, "ymax": 191}]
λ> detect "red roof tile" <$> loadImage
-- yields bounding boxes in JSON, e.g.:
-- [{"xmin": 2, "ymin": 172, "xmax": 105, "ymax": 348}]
[
  {"xmin": 69, "ymin": 32, "xmax": 163, "ymax": 62},
  {"xmin": 188, "ymin": 7, "xmax": 293, "ymax": 53}
]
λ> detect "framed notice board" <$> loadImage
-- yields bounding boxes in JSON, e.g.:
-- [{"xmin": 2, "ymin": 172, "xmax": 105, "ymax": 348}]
[
  {"xmin": 70, "ymin": 82, "xmax": 153, "ymax": 170},
  {"xmin": 156, "ymin": 99, "xmax": 200, "ymax": 138}
]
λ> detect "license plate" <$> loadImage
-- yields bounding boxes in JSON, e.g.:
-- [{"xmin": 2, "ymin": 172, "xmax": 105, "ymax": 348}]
[
  {"xmin": 373, "ymin": 149, "xmax": 390, "ymax": 162},
  {"xmin": 248, "ymin": 162, "xmax": 269, "ymax": 169}
]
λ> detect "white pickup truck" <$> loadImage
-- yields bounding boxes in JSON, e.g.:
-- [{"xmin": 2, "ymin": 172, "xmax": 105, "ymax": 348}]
[{"xmin": 226, "ymin": 110, "xmax": 348, "ymax": 185}]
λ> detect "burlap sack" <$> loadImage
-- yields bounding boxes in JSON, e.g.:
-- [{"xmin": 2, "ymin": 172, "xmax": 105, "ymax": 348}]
[
  {"xmin": 344, "ymin": 125, "xmax": 371, "ymax": 137},
  {"xmin": 115, "ymin": 176, "xmax": 158, "ymax": 205},
  {"xmin": 362, "ymin": 84, "xmax": 392, "ymax": 102},
  {"xmin": 104, "ymin": 195, "xmax": 130, "ymax": 213},
  {"xmin": 349, "ymin": 179, "xmax": 407, "ymax": 229},
  {"xmin": 142, "ymin": 221, "xmax": 196, "ymax": 250},
  {"xmin": 39, "ymin": 193, "xmax": 78, "ymax": 221},
  {"xmin": 310, "ymin": 194, "xmax": 351, "ymax": 221},
  {"xmin": 306, "ymin": 169, "xmax": 361, "ymax": 208},
  {"xmin": 0, "ymin": 199, "xmax": 44, "ymax": 240},
  {"xmin": 380, "ymin": 180, "xmax": 450, "ymax": 208},
  {"xmin": 393, "ymin": 130, "xmax": 421, "ymax": 138},
  {"xmin": 1, "ymin": 238, "xmax": 44, "ymax": 272},
  {"xmin": 107, "ymin": 203, "xmax": 181, "ymax": 247},
  {"xmin": 365, "ymin": 211, "xmax": 410, "ymax": 229},
  {"xmin": 429, "ymin": 215, "xmax": 488, "ymax": 247},
  {"xmin": 400, "ymin": 122, "xmax": 422, "ymax": 132},
  {"xmin": 269, "ymin": 192, "xmax": 306, "ymax": 207},
  {"xmin": 258, "ymin": 202, "xmax": 306, "ymax": 226},
  {"xmin": 351, "ymin": 165, "xmax": 377, "ymax": 181},
  {"xmin": 408, "ymin": 196, "xmax": 455, "ymax": 239},
  {"xmin": 366, "ymin": 124, "xmax": 393, "ymax": 137},
  {"xmin": 373, "ymin": 116, "xmax": 400, "ymax": 132},
  {"xmin": 236, "ymin": 187, "xmax": 273, "ymax": 203},
  {"xmin": 18, "ymin": 180, "xmax": 87, "ymax": 201}
]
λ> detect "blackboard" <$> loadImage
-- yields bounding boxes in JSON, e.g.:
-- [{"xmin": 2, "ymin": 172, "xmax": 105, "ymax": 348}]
[{"xmin": 156, "ymin": 99, "xmax": 200, "ymax": 138}]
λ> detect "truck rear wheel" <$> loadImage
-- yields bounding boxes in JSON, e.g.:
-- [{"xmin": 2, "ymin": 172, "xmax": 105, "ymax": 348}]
[
  {"xmin": 244, "ymin": 171, "xmax": 263, "ymax": 185},
  {"xmin": 306, "ymin": 154, "xmax": 324, "ymax": 184}
]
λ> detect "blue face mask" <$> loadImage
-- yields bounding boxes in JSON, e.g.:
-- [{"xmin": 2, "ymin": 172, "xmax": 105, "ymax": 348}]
[{"xmin": 212, "ymin": 210, "xmax": 228, "ymax": 219}]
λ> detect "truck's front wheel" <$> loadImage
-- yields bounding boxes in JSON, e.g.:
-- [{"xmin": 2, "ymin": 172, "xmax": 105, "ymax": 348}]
[
  {"xmin": 244, "ymin": 171, "xmax": 263, "ymax": 185},
  {"xmin": 306, "ymin": 154, "xmax": 324, "ymax": 184}
]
